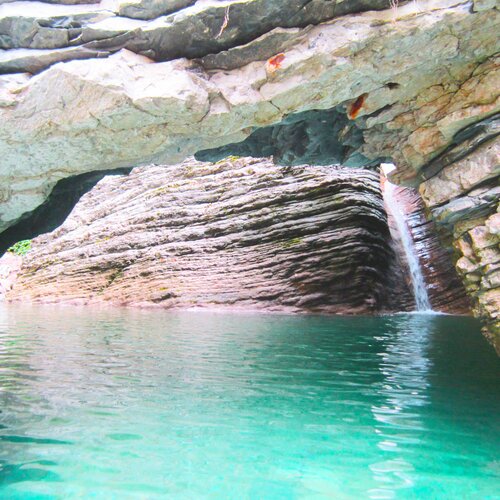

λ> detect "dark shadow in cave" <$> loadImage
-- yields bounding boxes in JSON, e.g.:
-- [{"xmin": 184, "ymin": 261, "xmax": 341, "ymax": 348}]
[
  {"xmin": 196, "ymin": 107, "xmax": 389, "ymax": 167},
  {"xmin": 0, "ymin": 168, "xmax": 131, "ymax": 256}
]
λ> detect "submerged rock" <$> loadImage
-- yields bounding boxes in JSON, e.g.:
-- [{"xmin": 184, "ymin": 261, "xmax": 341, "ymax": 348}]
[{"xmin": 7, "ymin": 157, "xmax": 414, "ymax": 313}]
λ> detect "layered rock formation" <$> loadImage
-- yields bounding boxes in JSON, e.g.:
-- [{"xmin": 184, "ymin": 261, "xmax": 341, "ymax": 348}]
[
  {"xmin": 0, "ymin": 166, "xmax": 131, "ymax": 255},
  {"xmin": 0, "ymin": 0, "xmax": 498, "ymax": 238},
  {"xmin": 0, "ymin": 251, "xmax": 21, "ymax": 297},
  {"xmin": 6, "ymin": 157, "xmax": 415, "ymax": 313},
  {"xmin": 383, "ymin": 180, "xmax": 470, "ymax": 314},
  {"xmin": 420, "ymin": 135, "xmax": 500, "ymax": 353}
]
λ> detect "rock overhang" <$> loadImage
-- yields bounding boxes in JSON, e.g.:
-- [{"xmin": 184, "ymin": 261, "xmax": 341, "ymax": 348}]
[{"xmin": 0, "ymin": 0, "xmax": 498, "ymax": 240}]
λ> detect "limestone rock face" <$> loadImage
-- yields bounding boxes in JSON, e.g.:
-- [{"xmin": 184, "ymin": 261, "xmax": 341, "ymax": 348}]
[
  {"xmin": 420, "ymin": 138, "xmax": 499, "ymax": 209},
  {"xmin": 7, "ymin": 157, "xmax": 414, "ymax": 313},
  {"xmin": 0, "ymin": 0, "xmax": 499, "ymax": 238},
  {"xmin": 452, "ymin": 211, "xmax": 500, "ymax": 352},
  {"xmin": 420, "ymin": 135, "xmax": 500, "ymax": 353}
]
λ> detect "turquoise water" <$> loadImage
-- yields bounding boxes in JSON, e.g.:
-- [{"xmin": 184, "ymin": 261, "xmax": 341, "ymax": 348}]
[{"xmin": 0, "ymin": 305, "xmax": 498, "ymax": 499}]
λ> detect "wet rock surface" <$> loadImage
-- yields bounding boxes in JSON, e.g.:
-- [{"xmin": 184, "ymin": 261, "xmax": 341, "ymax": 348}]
[
  {"xmin": 384, "ymin": 181, "xmax": 470, "ymax": 314},
  {"xmin": 0, "ymin": 0, "xmax": 498, "ymax": 350},
  {"xmin": 7, "ymin": 157, "xmax": 414, "ymax": 313}
]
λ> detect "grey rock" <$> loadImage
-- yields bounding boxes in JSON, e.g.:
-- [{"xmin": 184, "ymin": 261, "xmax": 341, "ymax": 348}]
[
  {"xmin": 200, "ymin": 27, "xmax": 310, "ymax": 71},
  {"xmin": 0, "ymin": 45, "xmax": 113, "ymax": 74},
  {"xmin": 0, "ymin": 3, "xmax": 114, "ymax": 49},
  {"xmin": 420, "ymin": 137, "xmax": 500, "ymax": 208},
  {"xmin": 197, "ymin": 108, "xmax": 384, "ymax": 167},
  {"xmin": 0, "ymin": 0, "xmax": 392, "ymax": 55},
  {"xmin": 472, "ymin": 0, "xmax": 498, "ymax": 11},
  {"xmin": 122, "ymin": 0, "xmax": 393, "ymax": 61},
  {"xmin": 431, "ymin": 184, "xmax": 500, "ymax": 228},
  {"xmin": 421, "ymin": 114, "xmax": 500, "ymax": 181},
  {"xmin": 117, "ymin": 0, "xmax": 195, "ymax": 20}
]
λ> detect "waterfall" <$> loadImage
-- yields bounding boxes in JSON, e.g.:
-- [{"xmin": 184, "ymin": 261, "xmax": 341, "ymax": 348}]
[{"xmin": 383, "ymin": 176, "xmax": 432, "ymax": 312}]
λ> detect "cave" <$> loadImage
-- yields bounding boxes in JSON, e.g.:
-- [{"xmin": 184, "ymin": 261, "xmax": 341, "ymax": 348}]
[{"xmin": 0, "ymin": 0, "xmax": 498, "ymax": 496}]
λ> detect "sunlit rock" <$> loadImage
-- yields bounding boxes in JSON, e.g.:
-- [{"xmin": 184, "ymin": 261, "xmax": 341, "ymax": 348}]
[
  {"xmin": 421, "ymin": 136, "xmax": 500, "ymax": 353},
  {"xmin": 0, "ymin": 0, "xmax": 499, "ymax": 350},
  {"xmin": 0, "ymin": 0, "xmax": 498, "ymax": 235}
]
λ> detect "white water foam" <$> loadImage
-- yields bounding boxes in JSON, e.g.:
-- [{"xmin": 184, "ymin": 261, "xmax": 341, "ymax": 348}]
[{"xmin": 383, "ymin": 176, "xmax": 432, "ymax": 312}]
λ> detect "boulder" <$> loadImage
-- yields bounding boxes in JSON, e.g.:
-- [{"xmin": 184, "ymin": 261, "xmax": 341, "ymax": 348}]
[{"xmin": 7, "ymin": 157, "xmax": 414, "ymax": 313}]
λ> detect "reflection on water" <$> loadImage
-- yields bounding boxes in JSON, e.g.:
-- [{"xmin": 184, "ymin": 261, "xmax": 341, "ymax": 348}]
[
  {"xmin": 0, "ymin": 304, "xmax": 498, "ymax": 499},
  {"xmin": 369, "ymin": 314, "xmax": 434, "ymax": 498}
]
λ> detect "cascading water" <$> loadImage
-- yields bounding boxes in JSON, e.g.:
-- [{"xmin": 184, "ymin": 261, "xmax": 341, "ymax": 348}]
[{"xmin": 383, "ymin": 171, "xmax": 432, "ymax": 312}]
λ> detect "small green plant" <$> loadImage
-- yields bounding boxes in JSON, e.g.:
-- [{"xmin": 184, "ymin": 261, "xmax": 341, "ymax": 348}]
[
  {"xmin": 215, "ymin": 155, "xmax": 241, "ymax": 165},
  {"xmin": 281, "ymin": 237, "xmax": 303, "ymax": 249},
  {"xmin": 7, "ymin": 239, "xmax": 32, "ymax": 256}
]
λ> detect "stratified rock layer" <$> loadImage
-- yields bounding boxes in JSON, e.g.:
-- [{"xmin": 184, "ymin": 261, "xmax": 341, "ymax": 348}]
[
  {"xmin": 0, "ymin": 251, "xmax": 21, "ymax": 297},
  {"xmin": 0, "ymin": 0, "xmax": 498, "ymax": 237},
  {"xmin": 0, "ymin": 0, "xmax": 498, "ymax": 349},
  {"xmin": 420, "ymin": 135, "xmax": 499, "ymax": 353},
  {"xmin": 7, "ymin": 157, "xmax": 413, "ymax": 313}
]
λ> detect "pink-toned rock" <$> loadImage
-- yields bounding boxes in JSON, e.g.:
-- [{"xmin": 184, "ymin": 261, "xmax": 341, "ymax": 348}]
[
  {"xmin": 383, "ymin": 179, "xmax": 470, "ymax": 314},
  {"xmin": 0, "ymin": 252, "xmax": 22, "ymax": 298},
  {"xmin": 7, "ymin": 157, "xmax": 414, "ymax": 314}
]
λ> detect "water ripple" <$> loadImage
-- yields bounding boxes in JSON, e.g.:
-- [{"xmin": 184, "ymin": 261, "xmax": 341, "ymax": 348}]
[{"xmin": 0, "ymin": 304, "xmax": 498, "ymax": 498}]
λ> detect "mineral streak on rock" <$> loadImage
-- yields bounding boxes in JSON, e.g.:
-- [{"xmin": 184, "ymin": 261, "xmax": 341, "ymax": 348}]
[
  {"xmin": 347, "ymin": 94, "xmax": 368, "ymax": 120},
  {"xmin": 7, "ymin": 158, "xmax": 414, "ymax": 314}
]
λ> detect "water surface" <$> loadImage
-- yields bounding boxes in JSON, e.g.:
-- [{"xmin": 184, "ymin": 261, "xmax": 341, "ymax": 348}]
[{"xmin": 0, "ymin": 305, "xmax": 498, "ymax": 499}]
